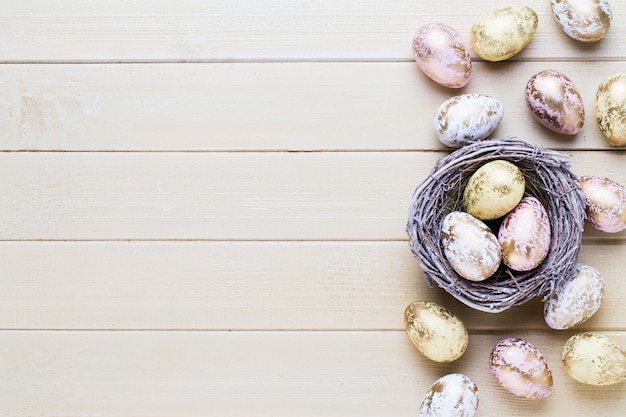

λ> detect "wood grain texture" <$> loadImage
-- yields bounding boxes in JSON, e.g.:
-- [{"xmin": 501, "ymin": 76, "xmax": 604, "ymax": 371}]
[
  {"xmin": 0, "ymin": 0, "xmax": 624, "ymax": 62},
  {"xmin": 1, "ymin": 241, "xmax": 624, "ymax": 331},
  {"xmin": 2, "ymin": 330, "xmax": 625, "ymax": 416},
  {"xmin": 2, "ymin": 0, "xmax": 626, "ymax": 416},
  {"xmin": 1, "ymin": 151, "xmax": 624, "ymax": 240},
  {"xmin": 1, "ymin": 61, "xmax": 624, "ymax": 151}
]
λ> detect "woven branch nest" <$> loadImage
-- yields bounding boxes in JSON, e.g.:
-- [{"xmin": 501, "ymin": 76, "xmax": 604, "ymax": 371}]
[{"xmin": 406, "ymin": 138, "xmax": 587, "ymax": 313}]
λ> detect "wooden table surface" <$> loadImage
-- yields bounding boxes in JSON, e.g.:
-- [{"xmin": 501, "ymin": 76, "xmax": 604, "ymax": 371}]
[{"xmin": 1, "ymin": 1, "xmax": 625, "ymax": 415}]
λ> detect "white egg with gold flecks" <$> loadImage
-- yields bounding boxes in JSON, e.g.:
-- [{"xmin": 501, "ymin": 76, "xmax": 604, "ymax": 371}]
[
  {"xmin": 433, "ymin": 94, "xmax": 503, "ymax": 148},
  {"xmin": 551, "ymin": 0, "xmax": 612, "ymax": 42},
  {"xmin": 441, "ymin": 211, "xmax": 501, "ymax": 282},
  {"xmin": 418, "ymin": 373, "xmax": 479, "ymax": 417},
  {"xmin": 544, "ymin": 264, "xmax": 605, "ymax": 330}
]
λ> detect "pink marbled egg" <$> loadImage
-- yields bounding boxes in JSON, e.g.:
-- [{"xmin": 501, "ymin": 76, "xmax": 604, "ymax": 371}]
[
  {"xmin": 579, "ymin": 175, "xmax": 626, "ymax": 232},
  {"xmin": 525, "ymin": 69, "xmax": 585, "ymax": 135},
  {"xmin": 412, "ymin": 22, "xmax": 471, "ymax": 88},
  {"xmin": 498, "ymin": 196, "xmax": 551, "ymax": 272},
  {"xmin": 490, "ymin": 338, "xmax": 553, "ymax": 400}
]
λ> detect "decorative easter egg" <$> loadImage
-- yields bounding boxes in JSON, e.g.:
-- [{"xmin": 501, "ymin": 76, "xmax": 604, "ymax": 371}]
[
  {"xmin": 433, "ymin": 94, "xmax": 504, "ymax": 148},
  {"xmin": 562, "ymin": 332, "xmax": 626, "ymax": 386},
  {"xmin": 471, "ymin": 6, "xmax": 538, "ymax": 62},
  {"xmin": 579, "ymin": 175, "xmax": 626, "ymax": 232},
  {"xmin": 404, "ymin": 301, "xmax": 469, "ymax": 363},
  {"xmin": 441, "ymin": 212, "xmax": 502, "ymax": 282},
  {"xmin": 551, "ymin": 0, "xmax": 612, "ymax": 42},
  {"xmin": 596, "ymin": 73, "xmax": 626, "ymax": 146},
  {"xmin": 498, "ymin": 196, "xmax": 551, "ymax": 271},
  {"xmin": 412, "ymin": 22, "xmax": 472, "ymax": 88},
  {"xmin": 463, "ymin": 160, "xmax": 526, "ymax": 220},
  {"xmin": 490, "ymin": 337, "xmax": 553, "ymax": 399},
  {"xmin": 544, "ymin": 264, "xmax": 605, "ymax": 330},
  {"xmin": 418, "ymin": 374, "xmax": 479, "ymax": 417},
  {"xmin": 525, "ymin": 69, "xmax": 585, "ymax": 135}
]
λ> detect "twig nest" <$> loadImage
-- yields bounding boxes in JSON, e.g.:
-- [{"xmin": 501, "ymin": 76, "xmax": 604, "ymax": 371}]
[{"xmin": 406, "ymin": 138, "xmax": 586, "ymax": 313}]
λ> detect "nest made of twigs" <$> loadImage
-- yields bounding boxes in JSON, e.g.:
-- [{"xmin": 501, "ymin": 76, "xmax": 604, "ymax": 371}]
[{"xmin": 406, "ymin": 138, "xmax": 586, "ymax": 313}]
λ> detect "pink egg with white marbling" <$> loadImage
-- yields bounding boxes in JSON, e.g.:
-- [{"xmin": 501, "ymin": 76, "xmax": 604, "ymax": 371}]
[
  {"xmin": 525, "ymin": 69, "xmax": 585, "ymax": 135},
  {"xmin": 498, "ymin": 196, "xmax": 551, "ymax": 272},
  {"xmin": 412, "ymin": 22, "xmax": 472, "ymax": 88},
  {"xmin": 490, "ymin": 337, "xmax": 553, "ymax": 400}
]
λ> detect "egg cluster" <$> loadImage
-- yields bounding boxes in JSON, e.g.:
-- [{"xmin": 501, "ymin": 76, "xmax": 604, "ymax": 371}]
[
  {"xmin": 406, "ymin": 1, "xmax": 626, "ymax": 415},
  {"xmin": 413, "ymin": 1, "xmax": 626, "ymax": 148}
]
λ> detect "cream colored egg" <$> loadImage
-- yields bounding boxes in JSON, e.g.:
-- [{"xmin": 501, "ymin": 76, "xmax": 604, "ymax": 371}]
[
  {"xmin": 525, "ymin": 69, "xmax": 585, "ymax": 135},
  {"xmin": 562, "ymin": 332, "xmax": 626, "ymax": 386},
  {"xmin": 404, "ymin": 301, "xmax": 469, "ymax": 363},
  {"xmin": 441, "ymin": 211, "xmax": 502, "ymax": 282},
  {"xmin": 418, "ymin": 374, "xmax": 479, "ymax": 417},
  {"xmin": 413, "ymin": 22, "xmax": 472, "ymax": 88},
  {"xmin": 596, "ymin": 73, "xmax": 626, "ymax": 146},
  {"xmin": 579, "ymin": 175, "xmax": 626, "ymax": 232},
  {"xmin": 498, "ymin": 196, "xmax": 551, "ymax": 271},
  {"xmin": 490, "ymin": 337, "xmax": 553, "ymax": 399},
  {"xmin": 551, "ymin": 0, "xmax": 612, "ymax": 42},
  {"xmin": 544, "ymin": 264, "xmax": 605, "ymax": 330},
  {"xmin": 433, "ymin": 94, "xmax": 504, "ymax": 148},
  {"xmin": 471, "ymin": 6, "xmax": 538, "ymax": 62},
  {"xmin": 463, "ymin": 160, "xmax": 526, "ymax": 220}
]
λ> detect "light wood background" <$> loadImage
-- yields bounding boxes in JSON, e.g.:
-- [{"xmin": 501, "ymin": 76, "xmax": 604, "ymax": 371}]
[{"xmin": 1, "ymin": 1, "xmax": 625, "ymax": 415}]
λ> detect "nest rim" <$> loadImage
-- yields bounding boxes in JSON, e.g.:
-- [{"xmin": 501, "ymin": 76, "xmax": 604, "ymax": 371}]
[{"xmin": 406, "ymin": 138, "xmax": 586, "ymax": 313}]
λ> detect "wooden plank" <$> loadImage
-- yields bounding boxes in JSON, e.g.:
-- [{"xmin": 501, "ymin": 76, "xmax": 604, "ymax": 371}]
[
  {"xmin": 2, "ymin": 330, "xmax": 625, "ymax": 416},
  {"xmin": 1, "ymin": 241, "xmax": 624, "ymax": 331},
  {"xmin": 1, "ymin": 151, "xmax": 625, "ymax": 240},
  {"xmin": 1, "ymin": 61, "xmax": 625, "ymax": 152},
  {"xmin": 0, "ymin": 1, "xmax": 624, "ymax": 62}
]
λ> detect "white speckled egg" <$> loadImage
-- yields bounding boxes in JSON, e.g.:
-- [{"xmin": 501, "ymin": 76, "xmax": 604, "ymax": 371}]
[
  {"xmin": 433, "ymin": 94, "xmax": 504, "ymax": 148},
  {"xmin": 441, "ymin": 212, "xmax": 502, "ymax": 282},
  {"xmin": 418, "ymin": 373, "xmax": 479, "ymax": 417},
  {"xmin": 490, "ymin": 337, "xmax": 553, "ymax": 399},
  {"xmin": 595, "ymin": 73, "xmax": 626, "ymax": 146},
  {"xmin": 404, "ymin": 301, "xmax": 469, "ymax": 363},
  {"xmin": 471, "ymin": 6, "xmax": 538, "ymax": 62},
  {"xmin": 579, "ymin": 175, "xmax": 626, "ymax": 232},
  {"xmin": 413, "ymin": 22, "xmax": 472, "ymax": 88},
  {"xmin": 544, "ymin": 264, "xmax": 605, "ymax": 330},
  {"xmin": 498, "ymin": 196, "xmax": 551, "ymax": 272},
  {"xmin": 525, "ymin": 69, "xmax": 585, "ymax": 135},
  {"xmin": 551, "ymin": 0, "xmax": 612, "ymax": 42},
  {"xmin": 562, "ymin": 332, "xmax": 626, "ymax": 386},
  {"xmin": 463, "ymin": 160, "xmax": 526, "ymax": 221}
]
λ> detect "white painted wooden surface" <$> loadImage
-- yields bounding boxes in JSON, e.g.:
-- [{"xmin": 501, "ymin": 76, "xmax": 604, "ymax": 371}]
[{"xmin": 1, "ymin": 0, "xmax": 625, "ymax": 416}]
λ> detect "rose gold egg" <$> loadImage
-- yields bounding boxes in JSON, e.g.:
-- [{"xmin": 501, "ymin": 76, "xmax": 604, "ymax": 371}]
[
  {"xmin": 579, "ymin": 175, "xmax": 626, "ymax": 232},
  {"xmin": 490, "ymin": 337, "xmax": 553, "ymax": 399},
  {"xmin": 525, "ymin": 70, "xmax": 585, "ymax": 135},
  {"xmin": 498, "ymin": 196, "xmax": 551, "ymax": 271},
  {"xmin": 412, "ymin": 22, "xmax": 472, "ymax": 88}
]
